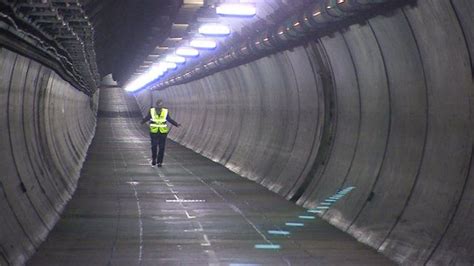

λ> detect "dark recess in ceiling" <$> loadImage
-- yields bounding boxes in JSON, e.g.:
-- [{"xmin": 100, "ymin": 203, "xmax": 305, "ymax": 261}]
[{"xmin": 82, "ymin": 0, "xmax": 181, "ymax": 84}]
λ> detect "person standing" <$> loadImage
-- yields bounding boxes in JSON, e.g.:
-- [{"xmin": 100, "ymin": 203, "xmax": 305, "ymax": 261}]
[{"xmin": 141, "ymin": 99, "xmax": 181, "ymax": 167}]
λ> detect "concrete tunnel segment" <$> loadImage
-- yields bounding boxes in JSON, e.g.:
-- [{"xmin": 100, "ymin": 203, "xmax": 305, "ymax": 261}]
[
  {"xmin": 0, "ymin": 0, "xmax": 472, "ymax": 265},
  {"xmin": 135, "ymin": 1, "xmax": 474, "ymax": 264}
]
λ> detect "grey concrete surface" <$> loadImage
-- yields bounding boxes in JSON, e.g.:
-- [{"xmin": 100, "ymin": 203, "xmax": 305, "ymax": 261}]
[
  {"xmin": 1, "ymin": 0, "xmax": 473, "ymax": 265},
  {"xmin": 0, "ymin": 48, "xmax": 97, "ymax": 265},
  {"xmin": 136, "ymin": 0, "xmax": 474, "ymax": 264},
  {"xmin": 28, "ymin": 87, "xmax": 393, "ymax": 265}
]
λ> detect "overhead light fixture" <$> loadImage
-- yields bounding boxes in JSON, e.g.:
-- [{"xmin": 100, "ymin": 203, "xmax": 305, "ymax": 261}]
[
  {"xmin": 160, "ymin": 61, "xmax": 178, "ymax": 70},
  {"xmin": 150, "ymin": 64, "xmax": 165, "ymax": 72},
  {"xmin": 149, "ymin": 65, "xmax": 167, "ymax": 77},
  {"xmin": 216, "ymin": 3, "xmax": 256, "ymax": 17},
  {"xmin": 165, "ymin": 55, "xmax": 186, "ymax": 64},
  {"xmin": 190, "ymin": 38, "xmax": 217, "ymax": 49},
  {"xmin": 151, "ymin": 70, "xmax": 164, "ymax": 79},
  {"xmin": 124, "ymin": 72, "xmax": 155, "ymax": 92},
  {"xmin": 124, "ymin": 81, "xmax": 142, "ymax": 92},
  {"xmin": 198, "ymin": 23, "xmax": 231, "ymax": 36},
  {"xmin": 176, "ymin": 47, "xmax": 200, "ymax": 57}
]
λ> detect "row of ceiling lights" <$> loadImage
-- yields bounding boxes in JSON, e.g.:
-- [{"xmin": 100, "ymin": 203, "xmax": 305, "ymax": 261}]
[
  {"xmin": 124, "ymin": 2, "xmax": 256, "ymax": 92},
  {"xmin": 156, "ymin": 0, "xmax": 396, "ymax": 90}
]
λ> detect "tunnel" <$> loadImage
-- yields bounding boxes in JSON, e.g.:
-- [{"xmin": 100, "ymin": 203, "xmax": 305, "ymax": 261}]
[{"xmin": 0, "ymin": 0, "xmax": 473, "ymax": 265}]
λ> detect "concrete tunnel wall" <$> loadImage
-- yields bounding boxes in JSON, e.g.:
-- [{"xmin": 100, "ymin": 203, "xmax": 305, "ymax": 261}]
[
  {"xmin": 0, "ymin": 47, "xmax": 98, "ymax": 265},
  {"xmin": 136, "ymin": 0, "xmax": 474, "ymax": 264}
]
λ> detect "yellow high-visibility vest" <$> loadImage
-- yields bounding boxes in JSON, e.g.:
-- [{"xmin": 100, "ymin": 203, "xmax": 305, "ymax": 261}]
[{"xmin": 149, "ymin": 108, "xmax": 169, "ymax": 134}]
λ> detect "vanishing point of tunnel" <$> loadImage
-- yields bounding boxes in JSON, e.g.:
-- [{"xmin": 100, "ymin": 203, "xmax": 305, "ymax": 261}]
[{"xmin": 0, "ymin": 0, "xmax": 473, "ymax": 265}]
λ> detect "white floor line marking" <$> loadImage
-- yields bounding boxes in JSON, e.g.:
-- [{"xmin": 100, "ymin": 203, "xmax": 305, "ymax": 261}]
[
  {"xmin": 157, "ymin": 168, "xmax": 197, "ymax": 220},
  {"xmin": 196, "ymin": 222, "xmax": 204, "ymax": 232},
  {"xmin": 185, "ymin": 210, "xmax": 196, "ymax": 219},
  {"xmin": 166, "ymin": 199, "xmax": 205, "ymax": 203},
  {"xmin": 157, "ymin": 170, "xmax": 164, "ymax": 178},
  {"xmin": 130, "ymin": 182, "xmax": 143, "ymax": 264},
  {"xmin": 163, "ymin": 151, "xmax": 224, "ymax": 263},
  {"xmin": 201, "ymin": 234, "xmax": 211, "ymax": 246},
  {"xmin": 199, "ymin": 223, "xmax": 218, "ymax": 264},
  {"xmin": 177, "ymin": 162, "xmax": 274, "ymax": 245},
  {"xmin": 229, "ymin": 204, "xmax": 273, "ymax": 244}
]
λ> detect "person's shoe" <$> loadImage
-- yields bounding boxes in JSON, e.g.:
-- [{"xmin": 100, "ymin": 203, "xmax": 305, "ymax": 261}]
[
  {"xmin": 151, "ymin": 160, "xmax": 157, "ymax": 167},
  {"xmin": 157, "ymin": 163, "xmax": 162, "ymax": 168}
]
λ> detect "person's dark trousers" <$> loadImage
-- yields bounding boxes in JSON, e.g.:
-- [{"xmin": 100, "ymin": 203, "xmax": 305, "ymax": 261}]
[{"xmin": 150, "ymin": 132, "xmax": 167, "ymax": 164}]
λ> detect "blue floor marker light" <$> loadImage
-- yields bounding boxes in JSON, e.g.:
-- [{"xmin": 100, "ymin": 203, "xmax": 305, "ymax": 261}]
[
  {"xmin": 268, "ymin": 230, "xmax": 290, "ymax": 235},
  {"xmin": 316, "ymin": 206, "xmax": 330, "ymax": 210},
  {"xmin": 285, "ymin": 222, "xmax": 304, "ymax": 227},
  {"xmin": 254, "ymin": 244, "xmax": 281, "ymax": 249}
]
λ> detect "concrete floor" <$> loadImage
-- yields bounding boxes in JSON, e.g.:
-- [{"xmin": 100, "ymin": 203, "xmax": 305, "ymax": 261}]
[{"xmin": 28, "ymin": 115, "xmax": 393, "ymax": 266}]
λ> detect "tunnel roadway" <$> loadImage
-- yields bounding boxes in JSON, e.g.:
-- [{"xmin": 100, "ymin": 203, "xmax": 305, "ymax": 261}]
[{"xmin": 27, "ymin": 101, "xmax": 392, "ymax": 265}]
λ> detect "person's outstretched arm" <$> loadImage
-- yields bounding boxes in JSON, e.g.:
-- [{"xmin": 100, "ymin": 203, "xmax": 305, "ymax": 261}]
[
  {"xmin": 167, "ymin": 114, "xmax": 181, "ymax": 127},
  {"xmin": 141, "ymin": 109, "xmax": 151, "ymax": 124}
]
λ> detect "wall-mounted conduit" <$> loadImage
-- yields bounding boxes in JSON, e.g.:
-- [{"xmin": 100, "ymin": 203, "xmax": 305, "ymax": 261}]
[{"xmin": 0, "ymin": 0, "xmax": 99, "ymax": 94}]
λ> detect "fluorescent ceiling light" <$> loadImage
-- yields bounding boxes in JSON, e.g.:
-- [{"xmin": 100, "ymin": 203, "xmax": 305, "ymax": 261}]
[
  {"xmin": 161, "ymin": 61, "xmax": 178, "ymax": 70},
  {"xmin": 190, "ymin": 38, "xmax": 217, "ymax": 49},
  {"xmin": 150, "ymin": 65, "xmax": 166, "ymax": 74},
  {"xmin": 216, "ymin": 3, "xmax": 256, "ymax": 16},
  {"xmin": 184, "ymin": 0, "xmax": 203, "ymax": 5},
  {"xmin": 198, "ymin": 23, "xmax": 231, "ymax": 36},
  {"xmin": 124, "ymin": 72, "xmax": 155, "ymax": 92},
  {"xmin": 151, "ymin": 70, "xmax": 164, "ymax": 78},
  {"xmin": 165, "ymin": 55, "xmax": 186, "ymax": 64},
  {"xmin": 124, "ymin": 63, "xmax": 171, "ymax": 92},
  {"xmin": 176, "ymin": 47, "xmax": 200, "ymax": 57}
]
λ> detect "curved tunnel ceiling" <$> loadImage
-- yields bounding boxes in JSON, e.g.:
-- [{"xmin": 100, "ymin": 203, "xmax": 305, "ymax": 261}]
[
  {"xmin": 81, "ymin": 0, "xmax": 180, "ymax": 83},
  {"xmin": 82, "ymin": 0, "xmax": 299, "ymax": 84}
]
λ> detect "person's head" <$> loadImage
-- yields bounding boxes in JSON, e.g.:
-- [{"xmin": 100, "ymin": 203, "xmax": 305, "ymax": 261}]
[{"xmin": 155, "ymin": 99, "xmax": 164, "ymax": 108}]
